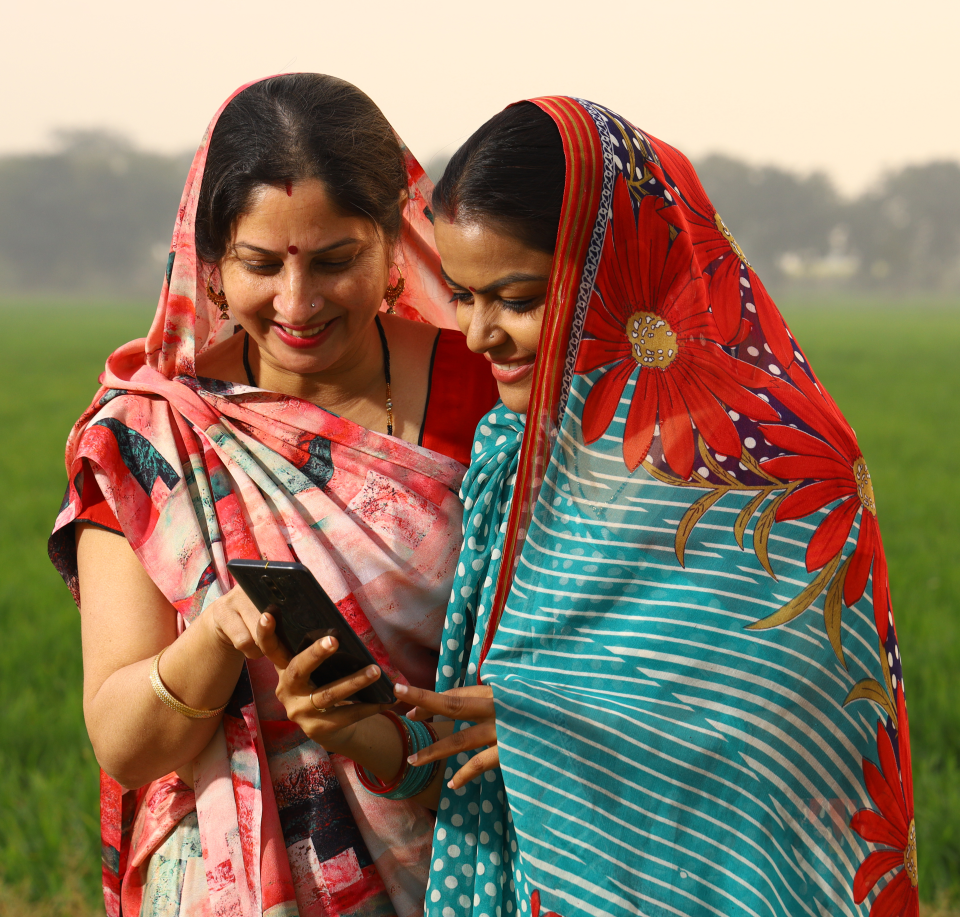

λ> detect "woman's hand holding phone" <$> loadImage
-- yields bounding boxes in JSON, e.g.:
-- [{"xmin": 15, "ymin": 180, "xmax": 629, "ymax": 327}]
[
  {"xmin": 203, "ymin": 585, "xmax": 270, "ymax": 660},
  {"xmin": 256, "ymin": 612, "xmax": 396, "ymax": 752}
]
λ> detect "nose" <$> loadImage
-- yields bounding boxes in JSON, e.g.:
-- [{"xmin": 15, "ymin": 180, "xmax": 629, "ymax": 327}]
[
  {"xmin": 462, "ymin": 301, "xmax": 507, "ymax": 354},
  {"xmin": 274, "ymin": 262, "xmax": 321, "ymax": 321}
]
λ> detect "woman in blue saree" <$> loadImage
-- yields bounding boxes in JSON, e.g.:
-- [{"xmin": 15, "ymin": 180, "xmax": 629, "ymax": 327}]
[{"xmin": 398, "ymin": 99, "xmax": 918, "ymax": 917}]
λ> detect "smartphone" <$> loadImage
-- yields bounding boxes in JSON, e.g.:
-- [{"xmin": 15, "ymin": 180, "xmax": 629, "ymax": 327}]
[{"xmin": 227, "ymin": 559, "xmax": 395, "ymax": 705}]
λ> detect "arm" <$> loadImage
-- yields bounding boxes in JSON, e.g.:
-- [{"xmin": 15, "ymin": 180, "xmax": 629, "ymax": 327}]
[{"xmin": 76, "ymin": 524, "xmax": 264, "ymax": 788}]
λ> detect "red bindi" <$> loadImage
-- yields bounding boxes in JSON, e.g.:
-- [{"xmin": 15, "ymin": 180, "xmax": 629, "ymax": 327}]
[
  {"xmin": 285, "ymin": 182, "xmax": 293, "ymax": 196},
  {"xmin": 468, "ymin": 286, "xmax": 477, "ymax": 293},
  {"xmin": 288, "ymin": 245, "xmax": 299, "ymax": 254}
]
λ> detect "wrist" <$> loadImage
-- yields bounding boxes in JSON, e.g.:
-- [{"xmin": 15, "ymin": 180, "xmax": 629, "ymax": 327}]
[
  {"xmin": 200, "ymin": 597, "xmax": 246, "ymax": 659},
  {"xmin": 320, "ymin": 714, "xmax": 399, "ymax": 779},
  {"xmin": 355, "ymin": 714, "xmax": 439, "ymax": 798},
  {"xmin": 315, "ymin": 718, "xmax": 361, "ymax": 758}
]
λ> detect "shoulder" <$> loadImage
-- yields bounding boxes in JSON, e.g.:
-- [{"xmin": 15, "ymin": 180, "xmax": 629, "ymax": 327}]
[
  {"xmin": 72, "ymin": 389, "xmax": 185, "ymax": 493},
  {"xmin": 430, "ymin": 328, "xmax": 498, "ymax": 390},
  {"xmin": 422, "ymin": 330, "xmax": 500, "ymax": 466},
  {"xmin": 379, "ymin": 312, "xmax": 439, "ymax": 360}
]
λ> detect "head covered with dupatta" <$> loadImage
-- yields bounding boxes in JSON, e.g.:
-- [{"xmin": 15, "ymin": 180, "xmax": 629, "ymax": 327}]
[{"xmin": 427, "ymin": 97, "xmax": 917, "ymax": 917}]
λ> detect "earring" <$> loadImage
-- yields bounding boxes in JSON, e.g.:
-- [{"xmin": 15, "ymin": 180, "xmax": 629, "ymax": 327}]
[
  {"xmin": 206, "ymin": 274, "xmax": 230, "ymax": 319},
  {"xmin": 384, "ymin": 263, "xmax": 405, "ymax": 315}
]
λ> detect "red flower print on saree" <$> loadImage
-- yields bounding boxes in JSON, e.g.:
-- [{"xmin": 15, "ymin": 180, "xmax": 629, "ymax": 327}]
[
  {"xmin": 531, "ymin": 889, "xmax": 565, "ymax": 917},
  {"xmin": 576, "ymin": 177, "xmax": 779, "ymax": 479},
  {"xmin": 851, "ymin": 692, "xmax": 918, "ymax": 917},
  {"xmin": 760, "ymin": 363, "xmax": 891, "ymax": 638},
  {"xmin": 648, "ymin": 139, "xmax": 795, "ymax": 367}
]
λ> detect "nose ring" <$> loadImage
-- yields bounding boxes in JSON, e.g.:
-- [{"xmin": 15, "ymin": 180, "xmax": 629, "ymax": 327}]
[{"xmin": 310, "ymin": 303, "xmax": 317, "ymax": 309}]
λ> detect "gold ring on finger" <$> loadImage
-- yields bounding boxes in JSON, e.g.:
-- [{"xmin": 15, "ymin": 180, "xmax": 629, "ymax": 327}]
[{"xmin": 310, "ymin": 692, "xmax": 329, "ymax": 714}]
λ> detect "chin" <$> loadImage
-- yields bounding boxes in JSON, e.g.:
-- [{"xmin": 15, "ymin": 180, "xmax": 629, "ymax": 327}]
[{"xmin": 497, "ymin": 384, "xmax": 531, "ymax": 415}]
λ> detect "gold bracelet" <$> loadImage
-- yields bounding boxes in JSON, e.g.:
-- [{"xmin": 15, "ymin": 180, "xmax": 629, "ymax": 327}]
[{"xmin": 149, "ymin": 647, "xmax": 228, "ymax": 719}]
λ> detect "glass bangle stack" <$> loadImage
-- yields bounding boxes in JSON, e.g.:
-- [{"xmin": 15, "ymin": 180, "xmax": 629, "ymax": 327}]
[{"xmin": 355, "ymin": 711, "xmax": 441, "ymax": 799}]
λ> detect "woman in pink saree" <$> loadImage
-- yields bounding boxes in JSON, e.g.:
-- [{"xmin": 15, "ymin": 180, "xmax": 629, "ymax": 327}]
[{"xmin": 48, "ymin": 74, "xmax": 497, "ymax": 917}]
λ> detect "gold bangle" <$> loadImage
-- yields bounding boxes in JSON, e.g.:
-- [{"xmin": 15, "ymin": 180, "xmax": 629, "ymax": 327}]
[{"xmin": 150, "ymin": 647, "xmax": 228, "ymax": 719}]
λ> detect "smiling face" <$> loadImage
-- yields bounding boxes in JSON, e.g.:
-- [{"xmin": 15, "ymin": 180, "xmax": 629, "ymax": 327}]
[
  {"xmin": 434, "ymin": 219, "xmax": 553, "ymax": 413},
  {"xmin": 219, "ymin": 178, "xmax": 391, "ymax": 385}
]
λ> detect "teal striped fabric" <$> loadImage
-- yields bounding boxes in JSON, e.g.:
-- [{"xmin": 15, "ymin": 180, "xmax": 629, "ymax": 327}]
[
  {"xmin": 427, "ymin": 397, "xmax": 889, "ymax": 916},
  {"xmin": 426, "ymin": 98, "xmax": 916, "ymax": 917}
]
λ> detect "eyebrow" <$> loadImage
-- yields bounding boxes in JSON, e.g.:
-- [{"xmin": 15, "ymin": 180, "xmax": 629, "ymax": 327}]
[
  {"xmin": 233, "ymin": 237, "xmax": 360, "ymax": 256},
  {"xmin": 440, "ymin": 268, "xmax": 550, "ymax": 295}
]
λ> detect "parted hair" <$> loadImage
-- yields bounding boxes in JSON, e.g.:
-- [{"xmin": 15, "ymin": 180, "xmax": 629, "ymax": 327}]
[
  {"xmin": 196, "ymin": 73, "xmax": 407, "ymax": 263},
  {"xmin": 431, "ymin": 102, "xmax": 566, "ymax": 255}
]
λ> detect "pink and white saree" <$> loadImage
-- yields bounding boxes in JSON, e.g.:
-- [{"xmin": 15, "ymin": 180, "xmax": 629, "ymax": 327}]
[{"xmin": 49, "ymin": 77, "xmax": 493, "ymax": 917}]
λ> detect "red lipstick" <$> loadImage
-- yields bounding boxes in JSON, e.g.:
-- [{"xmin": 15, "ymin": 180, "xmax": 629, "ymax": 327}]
[
  {"xmin": 271, "ymin": 317, "xmax": 338, "ymax": 349},
  {"xmin": 487, "ymin": 356, "xmax": 536, "ymax": 385}
]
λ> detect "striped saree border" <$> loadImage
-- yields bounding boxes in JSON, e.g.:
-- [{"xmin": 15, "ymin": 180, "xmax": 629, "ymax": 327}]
[{"xmin": 478, "ymin": 96, "xmax": 604, "ymax": 673}]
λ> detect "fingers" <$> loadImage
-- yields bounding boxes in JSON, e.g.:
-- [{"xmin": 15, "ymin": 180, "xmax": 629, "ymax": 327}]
[
  {"xmin": 213, "ymin": 602, "xmax": 264, "ymax": 659},
  {"xmin": 281, "ymin": 634, "xmax": 340, "ymax": 687},
  {"xmin": 274, "ymin": 635, "xmax": 383, "ymax": 712},
  {"xmin": 449, "ymin": 745, "xmax": 500, "ymax": 790},
  {"xmin": 298, "ymin": 660, "xmax": 382, "ymax": 712},
  {"xmin": 408, "ymin": 721, "xmax": 496, "ymax": 767},
  {"xmin": 255, "ymin": 611, "xmax": 291, "ymax": 668},
  {"xmin": 395, "ymin": 683, "xmax": 495, "ymax": 721},
  {"xmin": 226, "ymin": 583, "xmax": 267, "ymax": 633},
  {"xmin": 272, "ymin": 641, "xmax": 391, "ymax": 747},
  {"xmin": 210, "ymin": 586, "xmax": 267, "ymax": 659}
]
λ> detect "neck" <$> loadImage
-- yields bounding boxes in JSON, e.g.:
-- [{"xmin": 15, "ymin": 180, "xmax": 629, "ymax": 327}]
[{"xmin": 248, "ymin": 319, "xmax": 388, "ymax": 422}]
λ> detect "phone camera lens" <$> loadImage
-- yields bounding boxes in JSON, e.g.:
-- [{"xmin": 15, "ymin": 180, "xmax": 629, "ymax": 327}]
[{"xmin": 260, "ymin": 575, "xmax": 285, "ymax": 603}]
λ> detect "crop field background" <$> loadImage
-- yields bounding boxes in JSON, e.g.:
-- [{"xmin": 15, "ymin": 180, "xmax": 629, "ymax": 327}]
[{"xmin": 0, "ymin": 299, "xmax": 957, "ymax": 914}]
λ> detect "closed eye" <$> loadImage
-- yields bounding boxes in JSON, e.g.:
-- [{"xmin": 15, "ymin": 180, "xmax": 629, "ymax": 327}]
[
  {"xmin": 500, "ymin": 297, "xmax": 540, "ymax": 313},
  {"xmin": 314, "ymin": 256, "xmax": 355, "ymax": 271},
  {"xmin": 447, "ymin": 291, "xmax": 540, "ymax": 311},
  {"xmin": 243, "ymin": 261, "xmax": 282, "ymax": 274},
  {"xmin": 241, "ymin": 256, "xmax": 355, "ymax": 275}
]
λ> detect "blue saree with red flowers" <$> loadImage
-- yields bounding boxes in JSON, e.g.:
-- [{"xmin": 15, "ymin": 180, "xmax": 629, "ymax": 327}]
[{"xmin": 426, "ymin": 98, "xmax": 917, "ymax": 917}]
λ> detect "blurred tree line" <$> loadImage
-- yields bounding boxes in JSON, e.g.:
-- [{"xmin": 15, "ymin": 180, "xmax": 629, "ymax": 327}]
[
  {"xmin": 696, "ymin": 154, "xmax": 960, "ymax": 294},
  {"xmin": 0, "ymin": 132, "xmax": 192, "ymax": 300},
  {"xmin": 2, "ymin": 131, "xmax": 960, "ymax": 300}
]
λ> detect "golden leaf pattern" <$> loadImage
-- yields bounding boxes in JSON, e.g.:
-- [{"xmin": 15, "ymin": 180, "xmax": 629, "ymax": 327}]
[
  {"xmin": 746, "ymin": 552, "xmax": 842, "ymax": 631},
  {"xmin": 824, "ymin": 554, "xmax": 853, "ymax": 669},
  {"xmin": 843, "ymin": 678, "xmax": 898, "ymax": 728}
]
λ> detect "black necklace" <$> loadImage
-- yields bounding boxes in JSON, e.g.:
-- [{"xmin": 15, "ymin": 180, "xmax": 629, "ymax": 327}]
[
  {"xmin": 242, "ymin": 316, "xmax": 394, "ymax": 436},
  {"xmin": 374, "ymin": 315, "xmax": 394, "ymax": 436}
]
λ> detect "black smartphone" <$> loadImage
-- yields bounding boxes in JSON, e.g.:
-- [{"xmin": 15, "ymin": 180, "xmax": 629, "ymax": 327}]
[{"xmin": 227, "ymin": 559, "xmax": 395, "ymax": 705}]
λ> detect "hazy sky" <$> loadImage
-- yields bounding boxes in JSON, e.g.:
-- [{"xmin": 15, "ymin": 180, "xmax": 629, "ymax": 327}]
[{"xmin": 4, "ymin": 0, "xmax": 958, "ymax": 194}]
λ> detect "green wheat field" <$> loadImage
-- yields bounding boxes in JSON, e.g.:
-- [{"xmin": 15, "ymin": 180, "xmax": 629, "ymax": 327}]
[{"xmin": 0, "ymin": 299, "xmax": 957, "ymax": 914}]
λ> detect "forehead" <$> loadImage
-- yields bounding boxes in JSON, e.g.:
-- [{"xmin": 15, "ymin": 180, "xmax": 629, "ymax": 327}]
[
  {"xmin": 434, "ymin": 219, "xmax": 551, "ymax": 286},
  {"xmin": 234, "ymin": 178, "xmax": 372, "ymax": 241}
]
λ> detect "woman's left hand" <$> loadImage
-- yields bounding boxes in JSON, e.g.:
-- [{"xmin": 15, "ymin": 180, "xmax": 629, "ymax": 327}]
[
  {"xmin": 256, "ymin": 613, "xmax": 394, "ymax": 752},
  {"xmin": 395, "ymin": 682, "xmax": 499, "ymax": 789}
]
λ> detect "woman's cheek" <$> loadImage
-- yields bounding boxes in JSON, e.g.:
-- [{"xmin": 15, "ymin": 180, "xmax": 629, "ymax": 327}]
[{"xmin": 330, "ymin": 266, "xmax": 387, "ymax": 315}]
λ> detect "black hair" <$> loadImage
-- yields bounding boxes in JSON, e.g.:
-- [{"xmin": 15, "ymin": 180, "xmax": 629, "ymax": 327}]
[
  {"xmin": 195, "ymin": 73, "xmax": 407, "ymax": 263},
  {"xmin": 432, "ymin": 102, "xmax": 566, "ymax": 255}
]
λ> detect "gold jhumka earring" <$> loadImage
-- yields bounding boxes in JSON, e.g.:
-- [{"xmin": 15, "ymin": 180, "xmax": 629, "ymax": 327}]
[
  {"xmin": 206, "ymin": 274, "xmax": 230, "ymax": 319},
  {"xmin": 384, "ymin": 263, "xmax": 405, "ymax": 314}
]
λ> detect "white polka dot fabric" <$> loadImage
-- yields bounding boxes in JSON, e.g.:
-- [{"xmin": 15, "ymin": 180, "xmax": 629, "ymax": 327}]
[{"xmin": 425, "ymin": 407, "xmax": 526, "ymax": 917}]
